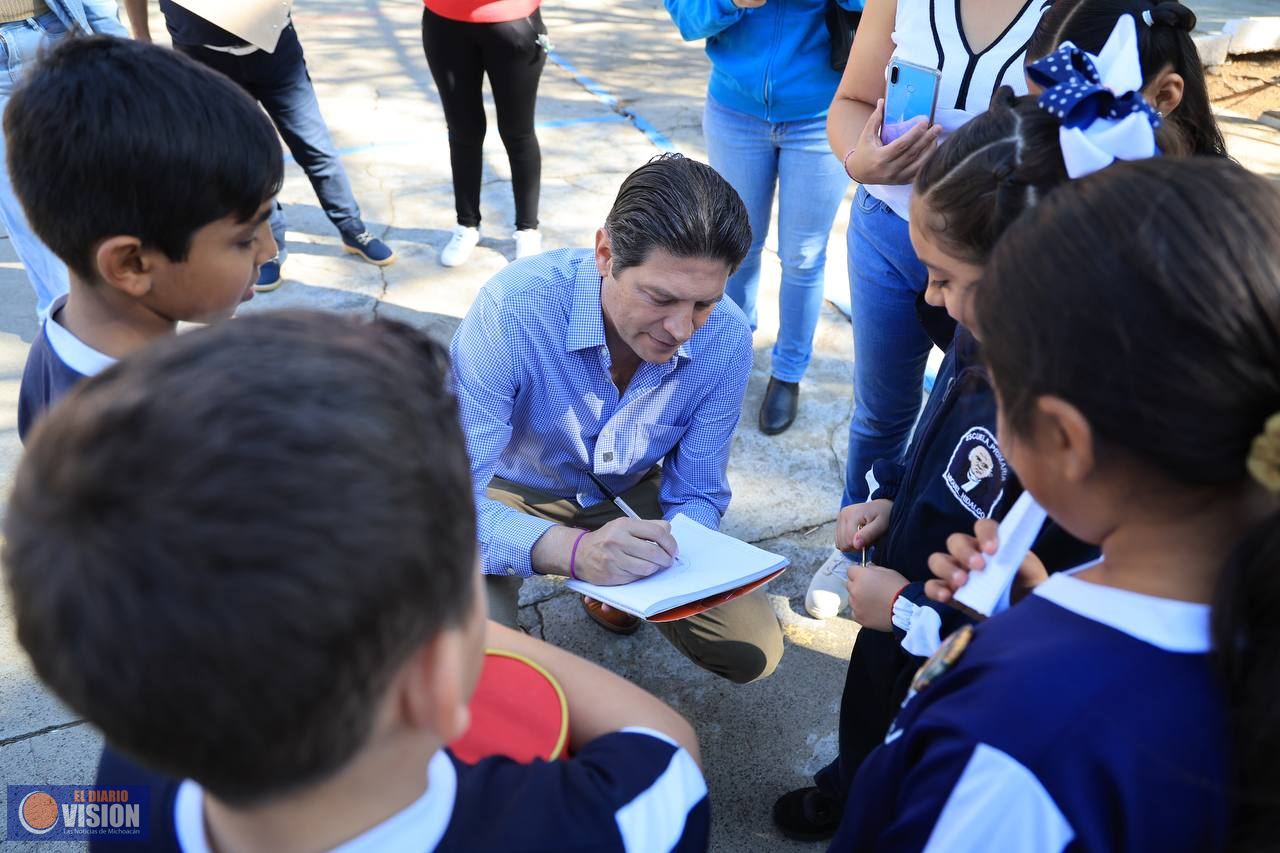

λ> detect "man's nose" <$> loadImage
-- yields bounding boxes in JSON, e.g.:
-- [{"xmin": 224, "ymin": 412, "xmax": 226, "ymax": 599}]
[{"xmin": 666, "ymin": 309, "xmax": 694, "ymax": 343}]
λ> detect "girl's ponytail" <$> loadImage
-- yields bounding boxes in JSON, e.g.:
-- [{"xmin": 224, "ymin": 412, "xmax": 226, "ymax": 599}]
[{"xmin": 1213, "ymin": 423, "xmax": 1280, "ymax": 849}]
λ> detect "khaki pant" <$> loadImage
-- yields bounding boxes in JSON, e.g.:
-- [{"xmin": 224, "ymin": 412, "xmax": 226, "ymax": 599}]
[{"xmin": 486, "ymin": 470, "xmax": 784, "ymax": 684}]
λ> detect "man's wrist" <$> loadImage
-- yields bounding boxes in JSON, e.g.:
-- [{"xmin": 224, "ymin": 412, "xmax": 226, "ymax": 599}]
[{"xmin": 530, "ymin": 524, "xmax": 581, "ymax": 578}]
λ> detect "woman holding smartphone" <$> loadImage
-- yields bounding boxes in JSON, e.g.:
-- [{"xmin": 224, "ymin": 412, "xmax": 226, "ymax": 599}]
[{"xmin": 805, "ymin": 0, "xmax": 1047, "ymax": 619}]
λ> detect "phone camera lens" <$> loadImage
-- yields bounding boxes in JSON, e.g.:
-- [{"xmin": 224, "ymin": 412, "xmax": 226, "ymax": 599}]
[{"xmin": 890, "ymin": 65, "xmax": 900, "ymax": 84}]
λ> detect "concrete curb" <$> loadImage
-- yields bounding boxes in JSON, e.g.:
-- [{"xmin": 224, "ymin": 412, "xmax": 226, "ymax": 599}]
[{"xmin": 1197, "ymin": 16, "xmax": 1280, "ymax": 67}]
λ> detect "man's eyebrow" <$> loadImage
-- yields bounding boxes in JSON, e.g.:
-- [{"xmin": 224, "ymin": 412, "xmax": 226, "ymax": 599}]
[{"xmin": 642, "ymin": 284, "xmax": 723, "ymax": 304}]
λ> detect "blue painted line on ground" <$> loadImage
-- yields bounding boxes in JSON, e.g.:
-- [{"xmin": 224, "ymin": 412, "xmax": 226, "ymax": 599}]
[{"xmin": 545, "ymin": 50, "xmax": 677, "ymax": 152}]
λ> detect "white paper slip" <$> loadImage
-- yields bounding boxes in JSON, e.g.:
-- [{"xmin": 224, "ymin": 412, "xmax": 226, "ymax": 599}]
[
  {"xmin": 952, "ymin": 492, "xmax": 1047, "ymax": 618},
  {"xmin": 566, "ymin": 513, "xmax": 788, "ymax": 619},
  {"xmin": 171, "ymin": 0, "xmax": 293, "ymax": 53}
]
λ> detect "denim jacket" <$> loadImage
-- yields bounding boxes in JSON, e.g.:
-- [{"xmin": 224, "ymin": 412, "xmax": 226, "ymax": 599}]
[{"xmin": 40, "ymin": 0, "xmax": 126, "ymax": 36}]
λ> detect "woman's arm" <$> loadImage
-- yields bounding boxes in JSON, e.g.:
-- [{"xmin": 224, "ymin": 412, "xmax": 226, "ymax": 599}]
[{"xmin": 828, "ymin": 0, "xmax": 941, "ymax": 185}]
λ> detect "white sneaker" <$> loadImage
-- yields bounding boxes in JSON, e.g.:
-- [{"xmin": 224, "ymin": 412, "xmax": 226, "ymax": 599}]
[
  {"xmin": 805, "ymin": 550, "xmax": 852, "ymax": 619},
  {"xmin": 440, "ymin": 225, "xmax": 480, "ymax": 267},
  {"xmin": 514, "ymin": 228, "xmax": 543, "ymax": 259}
]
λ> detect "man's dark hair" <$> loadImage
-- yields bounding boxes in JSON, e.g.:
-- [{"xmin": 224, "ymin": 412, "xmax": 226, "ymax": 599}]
[
  {"xmin": 604, "ymin": 153, "xmax": 751, "ymax": 276},
  {"xmin": 4, "ymin": 36, "xmax": 283, "ymax": 283},
  {"xmin": 3, "ymin": 311, "xmax": 477, "ymax": 805}
]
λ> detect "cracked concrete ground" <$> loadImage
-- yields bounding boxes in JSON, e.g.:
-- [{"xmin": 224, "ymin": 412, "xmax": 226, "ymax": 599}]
[{"xmin": 1, "ymin": 1, "xmax": 1277, "ymax": 851}]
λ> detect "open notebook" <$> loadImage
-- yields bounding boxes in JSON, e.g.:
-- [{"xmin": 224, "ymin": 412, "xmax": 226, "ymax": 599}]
[{"xmin": 566, "ymin": 514, "xmax": 789, "ymax": 619}]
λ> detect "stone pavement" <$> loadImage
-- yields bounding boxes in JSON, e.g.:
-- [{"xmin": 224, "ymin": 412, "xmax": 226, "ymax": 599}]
[{"xmin": 0, "ymin": 2, "xmax": 1276, "ymax": 851}]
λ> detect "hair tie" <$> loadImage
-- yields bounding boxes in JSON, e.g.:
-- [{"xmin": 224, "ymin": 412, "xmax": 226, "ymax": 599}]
[
  {"xmin": 1142, "ymin": 9, "xmax": 1154, "ymax": 26},
  {"xmin": 1247, "ymin": 413, "xmax": 1280, "ymax": 493}
]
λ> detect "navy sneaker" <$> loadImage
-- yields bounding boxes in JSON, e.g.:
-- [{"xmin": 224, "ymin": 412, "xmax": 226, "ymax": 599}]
[
  {"xmin": 254, "ymin": 259, "xmax": 283, "ymax": 293},
  {"xmin": 342, "ymin": 229, "xmax": 395, "ymax": 266}
]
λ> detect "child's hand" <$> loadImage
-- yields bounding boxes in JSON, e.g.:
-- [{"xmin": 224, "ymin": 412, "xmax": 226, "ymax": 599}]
[
  {"xmin": 925, "ymin": 519, "xmax": 1049, "ymax": 605},
  {"xmin": 846, "ymin": 562, "xmax": 908, "ymax": 632},
  {"xmin": 835, "ymin": 498, "xmax": 894, "ymax": 552}
]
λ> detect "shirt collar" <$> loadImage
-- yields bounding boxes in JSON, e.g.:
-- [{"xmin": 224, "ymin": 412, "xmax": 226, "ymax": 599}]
[
  {"xmin": 564, "ymin": 256, "xmax": 692, "ymax": 362},
  {"xmin": 42, "ymin": 295, "xmax": 116, "ymax": 378},
  {"xmin": 173, "ymin": 751, "xmax": 457, "ymax": 853},
  {"xmin": 1033, "ymin": 572, "xmax": 1211, "ymax": 653},
  {"xmin": 566, "ymin": 260, "xmax": 607, "ymax": 353}
]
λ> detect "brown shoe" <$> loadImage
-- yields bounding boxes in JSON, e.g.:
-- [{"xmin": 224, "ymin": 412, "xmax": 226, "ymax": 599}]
[{"xmin": 581, "ymin": 596, "xmax": 641, "ymax": 635}]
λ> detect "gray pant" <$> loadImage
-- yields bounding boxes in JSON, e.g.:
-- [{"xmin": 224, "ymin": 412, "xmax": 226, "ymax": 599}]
[{"xmin": 486, "ymin": 471, "xmax": 784, "ymax": 684}]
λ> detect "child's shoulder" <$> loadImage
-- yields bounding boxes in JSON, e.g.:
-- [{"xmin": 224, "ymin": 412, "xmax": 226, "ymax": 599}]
[
  {"xmin": 902, "ymin": 576, "xmax": 1226, "ymax": 811},
  {"xmin": 928, "ymin": 574, "xmax": 1223, "ymax": 734},
  {"xmin": 870, "ymin": 576, "xmax": 1229, "ymax": 851},
  {"xmin": 444, "ymin": 728, "xmax": 709, "ymax": 853},
  {"xmin": 17, "ymin": 308, "xmax": 106, "ymax": 441}
]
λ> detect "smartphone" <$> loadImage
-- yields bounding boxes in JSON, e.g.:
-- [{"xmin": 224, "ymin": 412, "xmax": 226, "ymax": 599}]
[{"xmin": 882, "ymin": 59, "xmax": 941, "ymax": 144}]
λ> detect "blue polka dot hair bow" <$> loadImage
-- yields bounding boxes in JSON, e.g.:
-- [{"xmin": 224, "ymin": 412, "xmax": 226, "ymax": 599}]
[{"xmin": 1026, "ymin": 14, "xmax": 1160, "ymax": 178}]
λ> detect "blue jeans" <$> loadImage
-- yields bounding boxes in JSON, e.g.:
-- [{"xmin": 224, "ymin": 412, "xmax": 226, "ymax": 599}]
[
  {"xmin": 0, "ymin": 11, "xmax": 73, "ymax": 317},
  {"xmin": 703, "ymin": 96, "xmax": 848, "ymax": 383},
  {"xmin": 842, "ymin": 187, "xmax": 932, "ymax": 506},
  {"xmin": 176, "ymin": 24, "xmax": 365, "ymax": 258}
]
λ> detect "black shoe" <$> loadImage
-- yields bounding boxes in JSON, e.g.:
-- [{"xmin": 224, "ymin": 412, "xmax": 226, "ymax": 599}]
[
  {"xmin": 759, "ymin": 378, "xmax": 799, "ymax": 435},
  {"xmin": 772, "ymin": 786, "xmax": 843, "ymax": 842}
]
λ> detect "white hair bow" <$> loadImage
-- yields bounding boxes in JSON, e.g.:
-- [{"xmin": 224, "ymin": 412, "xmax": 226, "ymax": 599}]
[{"xmin": 1027, "ymin": 14, "xmax": 1161, "ymax": 178}]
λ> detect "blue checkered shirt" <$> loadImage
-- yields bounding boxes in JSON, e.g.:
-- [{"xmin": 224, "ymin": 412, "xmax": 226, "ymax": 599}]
[{"xmin": 451, "ymin": 248, "xmax": 754, "ymax": 577}]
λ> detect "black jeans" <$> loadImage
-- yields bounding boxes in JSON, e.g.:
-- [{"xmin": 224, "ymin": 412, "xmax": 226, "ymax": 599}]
[
  {"xmin": 421, "ymin": 7, "xmax": 546, "ymax": 231},
  {"xmin": 176, "ymin": 24, "xmax": 365, "ymax": 243}
]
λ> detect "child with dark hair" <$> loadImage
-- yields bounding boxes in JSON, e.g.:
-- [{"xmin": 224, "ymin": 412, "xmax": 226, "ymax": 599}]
[
  {"xmin": 1029, "ymin": 0, "xmax": 1226, "ymax": 157},
  {"xmin": 837, "ymin": 153, "xmax": 1275, "ymax": 853},
  {"xmin": 5, "ymin": 311, "xmax": 710, "ymax": 852},
  {"xmin": 10, "ymin": 35, "xmax": 282, "ymax": 441},
  {"xmin": 775, "ymin": 17, "xmax": 1175, "ymax": 840}
]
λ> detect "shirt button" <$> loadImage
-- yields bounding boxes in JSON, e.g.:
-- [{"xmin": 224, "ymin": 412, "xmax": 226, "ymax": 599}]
[
  {"xmin": 603, "ymin": 452, "xmax": 614, "ymax": 462},
  {"xmin": 506, "ymin": 567, "xmax": 515, "ymax": 576}
]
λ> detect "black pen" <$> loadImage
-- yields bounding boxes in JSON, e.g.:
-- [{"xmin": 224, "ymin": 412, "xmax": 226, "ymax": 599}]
[{"xmin": 586, "ymin": 470, "xmax": 642, "ymax": 520}]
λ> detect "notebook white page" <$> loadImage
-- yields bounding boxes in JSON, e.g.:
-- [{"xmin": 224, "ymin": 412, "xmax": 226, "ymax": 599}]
[{"xmin": 566, "ymin": 514, "xmax": 788, "ymax": 618}]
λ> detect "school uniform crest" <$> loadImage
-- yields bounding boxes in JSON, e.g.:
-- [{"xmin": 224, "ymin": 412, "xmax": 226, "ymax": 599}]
[
  {"xmin": 942, "ymin": 427, "xmax": 1007, "ymax": 519},
  {"xmin": 911, "ymin": 623, "xmax": 974, "ymax": 693}
]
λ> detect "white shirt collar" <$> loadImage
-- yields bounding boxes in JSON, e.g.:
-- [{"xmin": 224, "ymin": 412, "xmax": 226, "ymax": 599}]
[
  {"xmin": 42, "ymin": 295, "xmax": 116, "ymax": 377},
  {"xmin": 1033, "ymin": 572, "xmax": 1211, "ymax": 653},
  {"xmin": 174, "ymin": 750, "xmax": 457, "ymax": 853}
]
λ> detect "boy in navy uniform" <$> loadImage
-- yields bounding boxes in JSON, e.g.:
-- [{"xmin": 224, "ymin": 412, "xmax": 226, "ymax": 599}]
[
  {"xmin": 4, "ymin": 311, "xmax": 710, "ymax": 853},
  {"xmin": 10, "ymin": 35, "xmax": 282, "ymax": 441}
]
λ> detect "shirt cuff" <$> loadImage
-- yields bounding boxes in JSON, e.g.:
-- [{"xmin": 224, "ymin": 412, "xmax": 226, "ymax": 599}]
[
  {"xmin": 664, "ymin": 501, "xmax": 721, "ymax": 532},
  {"xmin": 482, "ymin": 511, "xmax": 557, "ymax": 578},
  {"xmin": 894, "ymin": 598, "xmax": 944, "ymax": 658}
]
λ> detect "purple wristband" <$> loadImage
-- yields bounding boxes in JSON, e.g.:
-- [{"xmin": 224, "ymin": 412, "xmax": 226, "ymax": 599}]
[{"xmin": 569, "ymin": 529, "xmax": 589, "ymax": 581}]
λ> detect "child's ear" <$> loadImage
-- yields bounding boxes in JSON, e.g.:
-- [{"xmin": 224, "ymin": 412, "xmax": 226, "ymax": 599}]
[
  {"xmin": 94, "ymin": 236, "xmax": 156, "ymax": 298},
  {"xmin": 1147, "ymin": 68, "xmax": 1185, "ymax": 116},
  {"xmin": 1035, "ymin": 396, "xmax": 1095, "ymax": 485},
  {"xmin": 399, "ymin": 633, "xmax": 471, "ymax": 744}
]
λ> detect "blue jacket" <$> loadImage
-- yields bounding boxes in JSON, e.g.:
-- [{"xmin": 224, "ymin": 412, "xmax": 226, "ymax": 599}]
[
  {"xmin": 41, "ymin": 0, "xmax": 126, "ymax": 36},
  {"xmin": 664, "ymin": 0, "xmax": 863, "ymax": 123}
]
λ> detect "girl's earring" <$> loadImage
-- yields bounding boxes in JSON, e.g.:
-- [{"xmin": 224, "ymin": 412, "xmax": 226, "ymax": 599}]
[{"xmin": 1157, "ymin": 109, "xmax": 1165, "ymax": 119}]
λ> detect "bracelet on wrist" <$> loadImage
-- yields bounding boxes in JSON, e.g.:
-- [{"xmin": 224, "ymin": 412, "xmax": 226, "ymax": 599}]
[
  {"xmin": 842, "ymin": 146, "xmax": 858, "ymax": 180},
  {"xmin": 568, "ymin": 529, "xmax": 590, "ymax": 581}
]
